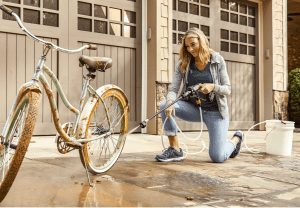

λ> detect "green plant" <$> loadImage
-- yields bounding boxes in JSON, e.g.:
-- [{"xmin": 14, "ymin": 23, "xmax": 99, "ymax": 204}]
[{"xmin": 288, "ymin": 68, "xmax": 300, "ymax": 124}]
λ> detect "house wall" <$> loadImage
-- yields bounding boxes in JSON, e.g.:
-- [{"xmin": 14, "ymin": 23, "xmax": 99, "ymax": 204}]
[
  {"xmin": 273, "ymin": 0, "xmax": 288, "ymax": 91},
  {"xmin": 263, "ymin": 0, "xmax": 288, "ymax": 120},
  {"xmin": 147, "ymin": 0, "xmax": 172, "ymax": 134}
]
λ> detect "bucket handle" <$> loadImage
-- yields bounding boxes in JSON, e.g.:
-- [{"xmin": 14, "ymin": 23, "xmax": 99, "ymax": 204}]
[{"xmin": 265, "ymin": 128, "xmax": 274, "ymax": 141}]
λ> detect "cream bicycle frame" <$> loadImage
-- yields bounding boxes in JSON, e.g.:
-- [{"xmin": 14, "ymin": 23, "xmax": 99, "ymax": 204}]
[{"xmin": 1, "ymin": 12, "xmax": 114, "ymax": 145}]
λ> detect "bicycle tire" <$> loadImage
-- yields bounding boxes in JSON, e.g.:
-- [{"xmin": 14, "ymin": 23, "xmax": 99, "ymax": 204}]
[
  {"xmin": 79, "ymin": 87, "xmax": 128, "ymax": 174},
  {"xmin": 0, "ymin": 91, "xmax": 40, "ymax": 202}
]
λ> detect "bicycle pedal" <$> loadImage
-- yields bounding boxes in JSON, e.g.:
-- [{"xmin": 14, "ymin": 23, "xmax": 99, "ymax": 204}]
[
  {"xmin": 3, "ymin": 142, "xmax": 17, "ymax": 150},
  {"xmin": 9, "ymin": 143, "xmax": 17, "ymax": 150}
]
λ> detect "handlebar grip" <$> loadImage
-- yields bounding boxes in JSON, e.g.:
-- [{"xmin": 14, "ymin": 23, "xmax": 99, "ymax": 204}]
[
  {"xmin": 87, "ymin": 44, "xmax": 97, "ymax": 50},
  {"xmin": 0, "ymin": 5, "xmax": 13, "ymax": 16}
]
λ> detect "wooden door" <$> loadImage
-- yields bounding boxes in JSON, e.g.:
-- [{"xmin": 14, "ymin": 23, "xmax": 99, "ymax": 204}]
[
  {"xmin": 67, "ymin": 0, "xmax": 141, "ymax": 130},
  {"xmin": 0, "ymin": 0, "xmax": 141, "ymax": 134},
  {"xmin": 0, "ymin": 0, "xmax": 67, "ymax": 134}
]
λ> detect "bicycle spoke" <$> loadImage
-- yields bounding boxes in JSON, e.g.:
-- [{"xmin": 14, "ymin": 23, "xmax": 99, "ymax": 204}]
[
  {"xmin": 1, "ymin": 103, "xmax": 27, "ymax": 182},
  {"xmin": 109, "ymin": 136, "xmax": 118, "ymax": 151},
  {"xmin": 82, "ymin": 88, "xmax": 128, "ymax": 173}
]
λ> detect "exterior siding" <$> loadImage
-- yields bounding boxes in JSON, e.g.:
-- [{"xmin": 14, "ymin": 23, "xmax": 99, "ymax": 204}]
[{"xmin": 273, "ymin": 0, "xmax": 288, "ymax": 90}]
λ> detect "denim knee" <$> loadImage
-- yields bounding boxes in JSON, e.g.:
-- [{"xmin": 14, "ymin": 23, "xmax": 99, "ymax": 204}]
[
  {"xmin": 209, "ymin": 151, "xmax": 227, "ymax": 163},
  {"xmin": 160, "ymin": 102, "xmax": 167, "ymax": 118}
]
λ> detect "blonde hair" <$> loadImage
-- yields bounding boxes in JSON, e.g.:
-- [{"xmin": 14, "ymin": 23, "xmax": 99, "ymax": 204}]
[{"xmin": 179, "ymin": 28, "xmax": 212, "ymax": 72}]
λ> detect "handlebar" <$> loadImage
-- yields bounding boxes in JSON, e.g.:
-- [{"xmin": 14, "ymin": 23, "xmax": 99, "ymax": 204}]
[
  {"xmin": 0, "ymin": 4, "xmax": 97, "ymax": 54},
  {"xmin": 0, "ymin": 5, "xmax": 13, "ymax": 15}
]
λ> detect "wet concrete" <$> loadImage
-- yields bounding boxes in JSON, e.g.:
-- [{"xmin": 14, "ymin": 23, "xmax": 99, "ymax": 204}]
[{"xmin": 1, "ymin": 131, "xmax": 300, "ymax": 207}]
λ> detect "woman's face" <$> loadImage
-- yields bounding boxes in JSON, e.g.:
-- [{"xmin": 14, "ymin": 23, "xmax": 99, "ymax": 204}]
[{"xmin": 184, "ymin": 35, "xmax": 200, "ymax": 58}]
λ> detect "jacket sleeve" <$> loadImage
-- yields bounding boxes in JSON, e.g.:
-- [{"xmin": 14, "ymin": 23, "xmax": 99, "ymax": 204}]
[
  {"xmin": 166, "ymin": 62, "xmax": 184, "ymax": 102},
  {"xmin": 213, "ymin": 56, "xmax": 231, "ymax": 96}
]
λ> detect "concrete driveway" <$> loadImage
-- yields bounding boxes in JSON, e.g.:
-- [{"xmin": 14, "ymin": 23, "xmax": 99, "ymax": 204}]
[{"xmin": 1, "ymin": 131, "xmax": 300, "ymax": 207}]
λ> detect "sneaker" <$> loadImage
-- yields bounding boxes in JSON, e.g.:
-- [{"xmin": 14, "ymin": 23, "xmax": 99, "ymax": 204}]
[
  {"xmin": 230, "ymin": 130, "xmax": 244, "ymax": 158},
  {"xmin": 155, "ymin": 146, "xmax": 184, "ymax": 162}
]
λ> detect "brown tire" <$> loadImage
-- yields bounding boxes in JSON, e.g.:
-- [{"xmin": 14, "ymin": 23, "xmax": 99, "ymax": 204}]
[
  {"xmin": 0, "ymin": 91, "xmax": 40, "ymax": 202},
  {"xmin": 79, "ymin": 87, "xmax": 128, "ymax": 174}
]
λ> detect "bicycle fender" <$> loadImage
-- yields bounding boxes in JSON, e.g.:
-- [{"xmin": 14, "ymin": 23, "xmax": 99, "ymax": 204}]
[
  {"xmin": 77, "ymin": 84, "xmax": 129, "ymax": 139},
  {"xmin": 14, "ymin": 80, "xmax": 42, "ymax": 109},
  {"xmin": 1, "ymin": 80, "xmax": 41, "ymax": 138}
]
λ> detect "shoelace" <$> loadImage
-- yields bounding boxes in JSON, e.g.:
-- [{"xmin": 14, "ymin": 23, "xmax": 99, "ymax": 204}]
[{"xmin": 161, "ymin": 147, "xmax": 174, "ymax": 157}]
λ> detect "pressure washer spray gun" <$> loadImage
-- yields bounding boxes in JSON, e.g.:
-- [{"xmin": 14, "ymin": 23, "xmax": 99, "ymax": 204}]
[{"xmin": 139, "ymin": 83, "xmax": 205, "ymax": 129}]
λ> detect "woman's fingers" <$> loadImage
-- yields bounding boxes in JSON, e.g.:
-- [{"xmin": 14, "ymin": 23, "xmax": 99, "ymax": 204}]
[
  {"xmin": 165, "ymin": 107, "xmax": 174, "ymax": 117},
  {"xmin": 198, "ymin": 83, "xmax": 214, "ymax": 94}
]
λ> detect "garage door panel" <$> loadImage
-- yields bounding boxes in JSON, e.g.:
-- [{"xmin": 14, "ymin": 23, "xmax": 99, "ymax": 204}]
[
  {"xmin": 0, "ymin": 33, "xmax": 58, "ymax": 133},
  {"xmin": 17, "ymin": 36, "xmax": 26, "ymax": 91},
  {"xmin": 79, "ymin": 42, "xmax": 137, "ymax": 125},
  {"xmin": 96, "ymin": 45, "xmax": 105, "ymax": 88},
  {"xmin": 0, "ymin": 33, "xmax": 7, "ymax": 123},
  {"xmin": 130, "ymin": 49, "xmax": 136, "ymax": 122},
  {"xmin": 111, "ymin": 47, "xmax": 119, "ymax": 86},
  {"xmin": 7, "ymin": 34, "xmax": 17, "ymax": 118},
  {"xmin": 227, "ymin": 61, "xmax": 256, "ymax": 122}
]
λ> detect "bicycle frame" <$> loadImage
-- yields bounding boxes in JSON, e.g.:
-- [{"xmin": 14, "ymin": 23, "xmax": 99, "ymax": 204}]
[
  {"xmin": 0, "ymin": 5, "xmax": 130, "ymax": 195},
  {"xmin": 0, "ymin": 9, "xmax": 124, "ymax": 146}
]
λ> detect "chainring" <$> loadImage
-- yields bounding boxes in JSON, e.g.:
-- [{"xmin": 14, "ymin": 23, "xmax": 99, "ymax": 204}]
[{"xmin": 55, "ymin": 122, "xmax": 76, "ymax": 154}]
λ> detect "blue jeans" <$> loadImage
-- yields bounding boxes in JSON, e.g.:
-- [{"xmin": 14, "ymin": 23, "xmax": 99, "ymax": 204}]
[{"xmin": 160, "ymin": 100, "xmax": 235, "ymax": 163}]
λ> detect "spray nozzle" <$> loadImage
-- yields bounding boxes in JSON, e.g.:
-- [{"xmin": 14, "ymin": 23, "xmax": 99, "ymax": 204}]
[
  {"xmin": 182, "ymin": 84, "xmax": 206, "ymax": 102},
  {"xmin": 139, "ymin": 119, "xmax": 149, "ymax": 128}
]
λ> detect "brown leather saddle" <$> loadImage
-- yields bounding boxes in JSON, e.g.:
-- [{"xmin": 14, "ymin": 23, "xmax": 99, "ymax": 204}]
[{"xmin": 79, "ymin": 55, "xmax": 112, "ymax": 72}]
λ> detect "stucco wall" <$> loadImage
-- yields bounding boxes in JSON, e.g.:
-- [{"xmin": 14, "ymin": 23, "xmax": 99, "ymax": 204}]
[
  {"xmin": 271, "ymin": 0, "xmax": 288, "ymax": 120},
  {"xmin": 154, "ymin": 0, "xmax": 172, "ymax": 134},
  {"xmin": 272, "ymin": 0, "xmax": 288, "ymax": 90},
  {"xmin": 158, "ymin": 0, "xmax": 172, "ymax": 83}
]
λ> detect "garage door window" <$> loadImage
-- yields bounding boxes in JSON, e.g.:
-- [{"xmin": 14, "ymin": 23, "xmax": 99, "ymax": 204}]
[
  {"xmin": 78, "ymin": 1, "xmax": 136, "ymax": 38},
  {"xmin": 2, "ymin": 0, "xmax": 59, "ymax": 27}
]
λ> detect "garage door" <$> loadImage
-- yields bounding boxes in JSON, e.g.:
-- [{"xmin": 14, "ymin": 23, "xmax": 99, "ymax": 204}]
[
  {"xmin": 0, "ymin": 0, "xmax": 141, "ymax": 134},
  {"xmin": 172, "ymin": 0, "xmax": 257, "ymax": 130}
]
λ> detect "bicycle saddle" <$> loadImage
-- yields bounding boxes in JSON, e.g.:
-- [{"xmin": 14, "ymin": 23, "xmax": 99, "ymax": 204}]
[{"xmin": 79, "ymin": 55, "xmax": 112, "ymax": 72}]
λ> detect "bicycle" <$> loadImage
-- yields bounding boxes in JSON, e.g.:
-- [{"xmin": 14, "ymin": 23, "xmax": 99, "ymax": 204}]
[{"xmin": 0, "ymin": 5, "xmax": 129, "ymax": 202}]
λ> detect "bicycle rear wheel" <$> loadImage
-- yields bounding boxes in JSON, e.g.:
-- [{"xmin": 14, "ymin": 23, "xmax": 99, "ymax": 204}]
[
  {"xmin": 80, "ymin": 87, "xmax": 128, "ymax": 174},
  {"xmin": 0, "ymin": 91, "xmax": 40, "ymax": 202}
]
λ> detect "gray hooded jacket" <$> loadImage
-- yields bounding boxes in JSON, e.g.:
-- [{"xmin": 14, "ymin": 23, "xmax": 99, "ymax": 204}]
[{"xmin": 166, "ymin": 52, "xmax": 231, "ymax": 118}]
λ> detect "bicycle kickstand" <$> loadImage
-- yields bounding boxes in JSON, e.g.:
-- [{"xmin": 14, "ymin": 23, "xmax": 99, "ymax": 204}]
[{"xmin": 81, "ymin": 148, "xmax": 94, "ymax": 187}]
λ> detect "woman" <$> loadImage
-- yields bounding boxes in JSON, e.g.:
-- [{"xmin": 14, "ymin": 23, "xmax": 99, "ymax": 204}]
[{"xmin": 155, "ymin": 28, "xmax": 243, "ymax": 163}]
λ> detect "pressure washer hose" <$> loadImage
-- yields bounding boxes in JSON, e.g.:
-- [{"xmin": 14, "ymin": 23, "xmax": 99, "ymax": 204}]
[
  {"xmin": 160, "ymin": 110, "xmax": 269, "ymax": 158},
  {"xmin": 160, "ymin": 107, "xmax": 208, "ymax": 158},
  {"xmin": 125, "ymin": 82, "xmax": 269, "ymax": 158}
]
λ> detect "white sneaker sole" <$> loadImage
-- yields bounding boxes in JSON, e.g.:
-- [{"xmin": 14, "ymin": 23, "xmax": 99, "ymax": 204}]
[{"xmin": 156, "ymin": 156, "xmax": 184, "ymax": 162}]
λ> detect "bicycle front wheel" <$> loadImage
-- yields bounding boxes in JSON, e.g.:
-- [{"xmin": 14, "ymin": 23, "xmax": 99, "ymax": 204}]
[
  {"xmin": 0, "ymin": 91, "xmax": 40, "ymax": 202},
  {"xmin": 80, "ymin": 87, "xmax": 128, "ymax": 174}
]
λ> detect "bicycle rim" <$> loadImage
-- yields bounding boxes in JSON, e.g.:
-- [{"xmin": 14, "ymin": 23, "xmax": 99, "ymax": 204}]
[
  {"xmin": 0, "ymin": 92, "xmax": 39, "ymax": 202},
  {"xmin": 80, "ymin": 88, "xmax": 128, "ymax": 174}
]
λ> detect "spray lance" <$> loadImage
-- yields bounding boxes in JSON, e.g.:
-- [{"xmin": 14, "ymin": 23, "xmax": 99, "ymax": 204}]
[{"xmin": 138, "ymin": 83, "xmax": 205, "ymax": 129}]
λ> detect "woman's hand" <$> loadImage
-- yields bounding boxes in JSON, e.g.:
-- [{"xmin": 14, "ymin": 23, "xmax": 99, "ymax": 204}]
[
  {"xmin": 199, "ymin": 83, "xmax": 215, "ymax": 94},
  {"xmin": 165, "ymin": 100, "xmax": 175, "ymax": 118}
]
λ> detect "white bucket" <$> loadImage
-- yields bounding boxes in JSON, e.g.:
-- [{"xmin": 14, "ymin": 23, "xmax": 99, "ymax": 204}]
[{"xmin": 265, "ymin": 120, "xmax": 295, "ymax": 156}]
